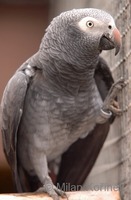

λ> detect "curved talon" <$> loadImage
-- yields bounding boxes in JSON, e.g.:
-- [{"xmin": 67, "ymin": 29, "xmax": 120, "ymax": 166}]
[
  {"xmin": 36, "ymin": 184, "xmax": 67, "ymax": 200},
  {"xmin": 53, "ymin": 185, "xmax": 67, "ymax": 198},
  {"xmin": 112, "ymin": 100, "xmax": 119, "ymax": 109},
  {"xmin": 113, "ymin": 77, "xmax": 125, "ymax": 86},
  {"xmin": 122, "ymin": 107, "xmax": 128, "ymax": 112},
  {"xmin": 109, "ymin": 105, "xmax": 122, "ymax": 115},
  {"xmin": 100, "ymin": 78, "xmax": 126, "ymax": 120},
  {"xmin": 107, "ymin": 78, "xmax": 125, "ymax": 96}
]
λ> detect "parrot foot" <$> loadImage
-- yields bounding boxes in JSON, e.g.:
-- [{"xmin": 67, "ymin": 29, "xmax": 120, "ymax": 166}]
[
  {"xmin": 36, "ymin": 176, "xmax": 67, "ymax": 200},
  {"xmin": 97, "ymin": 77, "xmax": 126, "ymax": 123}
]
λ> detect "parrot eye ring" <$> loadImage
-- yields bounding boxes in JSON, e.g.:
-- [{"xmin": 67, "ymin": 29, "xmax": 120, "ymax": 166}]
[{"xmin": 86, "ymin": 21, "xmax": 94, "ymax": 28}]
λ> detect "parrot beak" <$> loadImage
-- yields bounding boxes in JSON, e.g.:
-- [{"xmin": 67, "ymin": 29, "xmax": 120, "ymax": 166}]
[
  {"xmin": 99, "ymin": 27, "xmax": 121, "ymax": 55},
  {"xmin": 112, "ymin": 27, "xmax": 122, "ymax": 55}
]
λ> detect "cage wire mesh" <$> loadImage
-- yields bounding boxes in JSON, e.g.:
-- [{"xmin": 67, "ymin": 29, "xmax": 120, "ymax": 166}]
[
  {"xmin": 107, "ymin": 1, "xmax": 131, "ymax": 199},
  {"xmin": 119, "ymin": 1, "xmax": 131, "ymax": 198},
  {"xmin": 87, "ymin": 0, "xmax": 131, "ymax": 199}
]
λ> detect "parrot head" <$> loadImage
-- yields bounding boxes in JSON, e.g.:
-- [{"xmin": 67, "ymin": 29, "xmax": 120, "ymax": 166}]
[
  {"xmin": 77, "ymin": 11, "xmax": 121, "ymax": 55},
  {"xmin": 41, "ymin": 8, "xmax": 121, "ymax": 65}
]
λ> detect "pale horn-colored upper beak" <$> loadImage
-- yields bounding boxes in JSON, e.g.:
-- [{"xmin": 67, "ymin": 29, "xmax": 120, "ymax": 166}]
[
  {"xmin": 112, "ymin": 27, "xmax": 122, "ymax": 55},
  {"xmin": 99, "ymin": 27, "xmax": 122, "ymax": 55}
]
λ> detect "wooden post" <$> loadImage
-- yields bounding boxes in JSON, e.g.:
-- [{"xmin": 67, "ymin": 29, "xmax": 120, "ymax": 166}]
[{"xmin": 0, "ymin": 191, "xmax": 121, "ymax": 200}]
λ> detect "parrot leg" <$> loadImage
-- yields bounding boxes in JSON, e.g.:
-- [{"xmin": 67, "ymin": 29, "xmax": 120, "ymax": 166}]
[
  {"xmin": 97, "ymin": 78, "xmax": 126, "ymax": 123},
  {"xmin": 36, "ymin": 176, "xmax": 66, "ymax": 200},
  {"xmin": 31, "ymin": 153, "xmax": 66, "ymax": 200}
]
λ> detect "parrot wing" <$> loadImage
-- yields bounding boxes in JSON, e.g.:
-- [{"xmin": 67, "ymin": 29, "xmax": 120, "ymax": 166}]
[
  {"xmin": 56, "ymin": 57, "xmax": 115, "ymax": 189},
  {"xmin": 1, "ymin": 62, "xmax": 35, "ymax": 191}
]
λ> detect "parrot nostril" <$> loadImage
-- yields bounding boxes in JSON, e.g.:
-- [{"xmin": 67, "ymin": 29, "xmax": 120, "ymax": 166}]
[{"xmin": 108, "ymin": 25, "xmax": 112, "ymax": 29}]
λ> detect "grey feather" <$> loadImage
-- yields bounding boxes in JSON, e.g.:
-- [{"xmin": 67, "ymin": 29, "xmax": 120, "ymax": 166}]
[{"xmin": 1, "ymin": 8, "xmax": 121, "ymax": 198}]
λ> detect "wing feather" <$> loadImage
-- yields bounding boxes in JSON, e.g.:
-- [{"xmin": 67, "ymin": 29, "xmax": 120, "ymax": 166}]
[{"xmin": 1, "ymin": 67, "xmax": 31, "ymax": 191}]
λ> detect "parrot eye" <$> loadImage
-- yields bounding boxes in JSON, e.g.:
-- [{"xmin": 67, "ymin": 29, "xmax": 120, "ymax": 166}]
[
  {"xmin": 108, "ymin": 25, "xmax": 112, "ymax": 29},
  {"xmin": 86, "ymin": 21, "xmax": 94, "ymax": 28}
]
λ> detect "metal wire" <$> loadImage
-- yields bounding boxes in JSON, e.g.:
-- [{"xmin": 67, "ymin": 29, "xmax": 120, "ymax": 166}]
[{"xmin": 113, "ymin": 0, "xmax": 131, "ymax": 199}]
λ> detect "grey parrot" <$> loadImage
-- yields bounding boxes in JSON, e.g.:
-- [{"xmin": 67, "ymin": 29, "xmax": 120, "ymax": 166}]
[
  {"xmin": 1, "ymin": 8, "xmax": 123, "ymax": 199},
  {"xmin": 56, "ymin": 57, "xmax": 117, "ymax": 189}
]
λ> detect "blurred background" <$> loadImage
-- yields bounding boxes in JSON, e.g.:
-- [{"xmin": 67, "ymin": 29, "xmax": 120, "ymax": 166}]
[{"xmin": 0, "ymin": 0, "xmax": 130, "ymax": 199}]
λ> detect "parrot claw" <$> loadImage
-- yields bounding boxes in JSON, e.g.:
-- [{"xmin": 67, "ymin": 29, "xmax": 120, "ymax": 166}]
[
  {"xmin": 97, "ymin": 78, "xmax": 126, "ymax": 123},
  {"xmin": 35, "ymin": 176, "xmax": 67, "ymax": 200},
  {"xmin": 53, "ymin": 185, "xmax": 67, "ymax": 199}
]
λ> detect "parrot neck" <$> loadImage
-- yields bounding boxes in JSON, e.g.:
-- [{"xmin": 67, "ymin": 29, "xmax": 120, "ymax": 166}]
[{"xmin": 40, "ymin": 51, "xmax": 99, "ymax": 95}]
